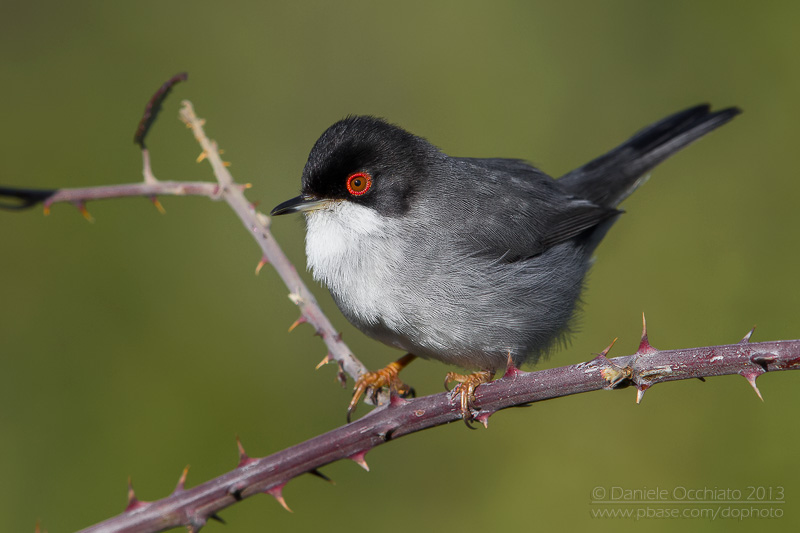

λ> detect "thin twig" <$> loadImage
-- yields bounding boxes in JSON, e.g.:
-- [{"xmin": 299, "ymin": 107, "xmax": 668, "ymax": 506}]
[
  {"xmin": 0, "ymin": 100, "xmax": 372, "ymax": 392},
  {"xmin": 176, "ymin": 100, "xmax": 368, "ymax": 389}
]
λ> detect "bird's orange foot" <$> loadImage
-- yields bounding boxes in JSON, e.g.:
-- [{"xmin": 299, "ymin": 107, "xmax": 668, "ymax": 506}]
[
  {"xmin": 444, "ymin": 370, "xmax": 495, "ymax": 428},
  {"xmin": 347, "ymin": 354, "xmax": 416, "ymax": 422}
]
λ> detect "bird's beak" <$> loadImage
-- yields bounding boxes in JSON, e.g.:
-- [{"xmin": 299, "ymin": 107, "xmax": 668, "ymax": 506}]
[{"xmin": 270, "ymin": 195, "xmax": 331, "ymax": 216}]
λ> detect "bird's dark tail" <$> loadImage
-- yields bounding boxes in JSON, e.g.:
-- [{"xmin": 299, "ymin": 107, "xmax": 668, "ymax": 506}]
[{"xmin": 558, "ymin": 104, "xmax": 740, "ymax": 208}]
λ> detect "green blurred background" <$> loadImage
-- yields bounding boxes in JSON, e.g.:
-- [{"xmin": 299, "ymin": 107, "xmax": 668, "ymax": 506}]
[{"xmin": 1, "ymin": 1, "xmax": 798, "ymax": 531}]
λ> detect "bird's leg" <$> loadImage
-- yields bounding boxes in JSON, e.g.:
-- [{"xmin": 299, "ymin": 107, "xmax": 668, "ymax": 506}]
[
  {"xmin": 444, "ymin": 370, "xmax": 495, "ymax": 427},
  {"xmin": 347, "ymin": 353, "xmax": 417, "ymax": 422}
]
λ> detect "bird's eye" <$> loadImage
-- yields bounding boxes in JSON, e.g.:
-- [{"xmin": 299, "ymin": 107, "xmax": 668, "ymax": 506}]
[{"xmin": 346, "ymin": 172, "xmax": 372, "ymax": 196}]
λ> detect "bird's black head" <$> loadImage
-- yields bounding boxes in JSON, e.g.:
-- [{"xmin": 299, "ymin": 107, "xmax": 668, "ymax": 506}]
[{"xmin": 272, "ymin": 116, "xmax": 438, "ymax": 217}]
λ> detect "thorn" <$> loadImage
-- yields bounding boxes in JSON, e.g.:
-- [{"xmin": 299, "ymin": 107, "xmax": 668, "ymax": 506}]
[
  {"xmin": 125, "ymin": 477, "xmax": 148, "ymax": 511},
  {"xmin": 598, "ymin": 337, "xmax": 618, "ymax": 358},
  {"xmin": 697, "ymin": 376, "xmax": 706, "ymax": 382},
  {"xmin": 75, "ymin": 201, "xmax": 94, "ymax": 223},
  {"xmin": 349, "ymin": 451, "xmax": 370, "ymax": 472},
  {"xmin": 636, "ymin": 384, "xmax": 650, "ymax": 404},
  {"xmin": 236, "ymin": 435, "xmax": 256, "ymax": 468},
  {"xmin": 308, "ymin": 469, "xmax": 335, "ymax": 484},
  {"xmin": 126, "ymin": 477, "xmax": 136, "ymax": 507},
  {"xmin": 209, "ymin": 513, "xmax": 226, "ymax": 524},
  {"xmin": 475, "ymin": 412, "xmax": 491, "ymax": 428},
  {"xmin": 236, "ymin": 435, "xmax": 248, "ymax": 462},
  {"xmin": 174, "ymin": 465, "xmax": 190, "ymax": 493},
  {"xmin": 196, "ymin": 150, "xmax": 208, "ymax": 163},
  {"xmin": 223, "ymin": 161, "xmax": 232, "ymax": 167},
  {"xmin": 741, "ymin": 371, "xmax": 764, "ymax": 401},
  {"xmin": 242, "ymin": 183, "xmax": 253, "ymax": 190},
  {"xmin": 265, "ymin": 485, "xmax": 293, "ymax": 513},
  {"xmin": 315, "ymin": 353, "xmax": 333, "ymax": 370},
  {"xmin": 502, "ymin": 352, "xmax": 524, "ymax": 379},
  {"xmin": 337, "ymin": 361, "xmax": 347, "ymax": 388},
  {"xmin": 637, "ymin": 313, "xmax": 657, "ymax": 354},
  {"xmin": 288, "ymin": 315, "xmax": 307, "ymax": 332},
  {"xmin": 255, "ymin": 256, "xmax": 269, "ymax": 275},
  {"xmin": 43, "ymin": 204, "xmax": 51, "ymax": 216},
  {"xmin": 150, "ymin": 196, "xmax": 166, "ymax": 214},
  {"xmin": 740, "ymin": 326, "xmax": 756, "ymax": 344}
]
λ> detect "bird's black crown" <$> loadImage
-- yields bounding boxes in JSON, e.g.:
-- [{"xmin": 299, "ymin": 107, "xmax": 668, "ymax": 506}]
[{"xmin": 301, "ymin": 116, "xmax": 439, "ymax": 216}]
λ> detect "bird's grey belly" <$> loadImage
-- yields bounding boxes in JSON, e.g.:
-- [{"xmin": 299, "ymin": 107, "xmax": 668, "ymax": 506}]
[
  {"xmin": 329, "ymin": 242, "xmax": 590, "ymax": 371},
  {"xmin": 304, "ymin": 205, "xmax": 589, "ymax": 371}
]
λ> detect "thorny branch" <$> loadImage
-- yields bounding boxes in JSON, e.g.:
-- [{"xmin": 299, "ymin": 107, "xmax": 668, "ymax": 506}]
[
  {"xmin": 77, "ymin": 330, "xmax": 799, "ymax": 533},
  {"xmin": 2, "ymin": 76, "xmax": 798, "ymax": 532}
]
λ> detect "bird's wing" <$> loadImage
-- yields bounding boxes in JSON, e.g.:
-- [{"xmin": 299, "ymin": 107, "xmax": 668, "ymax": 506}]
[{"xmin": 446, "ymin": 158, "xmax": 619, "ymax": 261}]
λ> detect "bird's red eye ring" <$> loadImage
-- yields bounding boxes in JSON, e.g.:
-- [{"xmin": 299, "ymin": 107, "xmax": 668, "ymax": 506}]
[{"xmin": 346, "ymin": 172, "xmax": 372, "ymax": 196}]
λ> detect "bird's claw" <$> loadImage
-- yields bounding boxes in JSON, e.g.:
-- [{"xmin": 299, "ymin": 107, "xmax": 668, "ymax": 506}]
[
  {"xmin": 444, "ymin": 370, "xmax": 495, "ymax": 428},
  {"xmin": 347, "ymin": 361, "xmax": 413, "ymax": 422}
]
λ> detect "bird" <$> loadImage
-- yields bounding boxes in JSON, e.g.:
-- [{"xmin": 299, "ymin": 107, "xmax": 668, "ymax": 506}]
[{"xmin": 271, "ymin": 104, "xmax": 740, "ymax": 423}]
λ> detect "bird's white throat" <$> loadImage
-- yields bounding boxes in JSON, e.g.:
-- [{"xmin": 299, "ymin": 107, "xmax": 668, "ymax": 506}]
[{"xmin": 304, "ymin": 201, "xmax": 403, "ymax": 324}]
